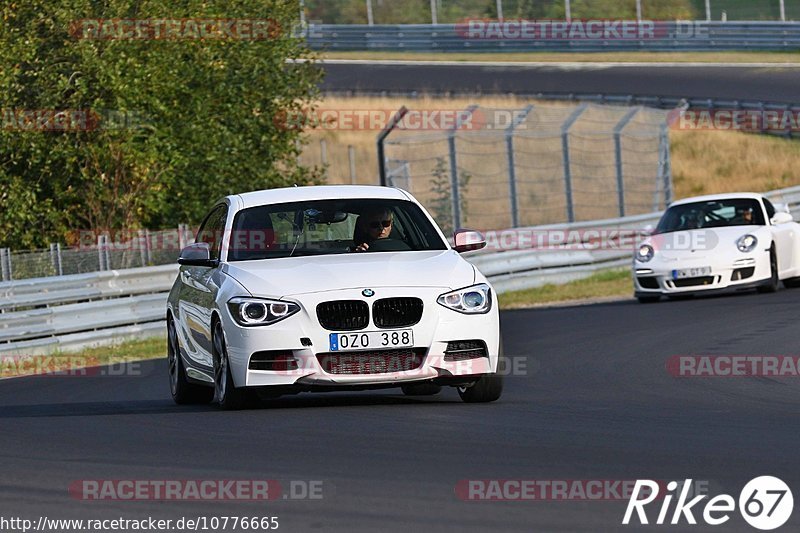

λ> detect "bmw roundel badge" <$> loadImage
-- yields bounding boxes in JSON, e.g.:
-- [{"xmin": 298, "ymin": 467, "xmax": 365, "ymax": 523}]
[{"xmin": 362, "ymin": 289, "xmax": 375, "ymax": 297}]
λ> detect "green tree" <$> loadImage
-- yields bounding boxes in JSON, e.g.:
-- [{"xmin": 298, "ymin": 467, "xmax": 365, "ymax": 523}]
[
  {"xmin": 428, "ymin": 156, "xmax": 471, "ymax": 235},
  {"xmin": 0, "ymin": 0, "xmax": 322, "ymax": 249}
]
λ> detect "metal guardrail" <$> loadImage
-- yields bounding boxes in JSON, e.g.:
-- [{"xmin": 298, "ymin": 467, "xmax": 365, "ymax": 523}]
[
  {"xmin": 0, "ymin": 265, "xmax": 177, "ymax": 355},
  {"xmin": 3, "ymin": 184, "xmax": 800, "ymax": 355},
  {"xmin": 308, "ymin": 22, "xmax": 800, "ymax": 52}
]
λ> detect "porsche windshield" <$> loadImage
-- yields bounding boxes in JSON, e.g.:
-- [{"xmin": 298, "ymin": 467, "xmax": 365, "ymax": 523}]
[
  {"xmin": 655, "ymin": 198, "xmax": 765, "ymax": 234},
  {"xmin": 224, "ymin": 198, "xmax": 448, "ymax": 261}
]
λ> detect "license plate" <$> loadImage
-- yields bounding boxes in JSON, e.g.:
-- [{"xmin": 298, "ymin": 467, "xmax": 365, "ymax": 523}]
[
  {"xmin": 672, "ymin": 266, "xmax": 712, "ymax": 280},
  {"xmin": 329, "ymin": 330, "xmax": 413, "ymax": 352}
]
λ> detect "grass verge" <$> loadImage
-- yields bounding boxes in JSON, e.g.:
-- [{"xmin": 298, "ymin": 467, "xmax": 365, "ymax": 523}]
[
  {"xmin": 0, "ymin": 336, "xmax": 165, "ymax": 379},
  {"xmin": 498, "ymin": 269, "xmax": 632, "ymax": 309},
  {"xmin": 320, "ymin": 51, "xmax": 800, "ymax": 64}
]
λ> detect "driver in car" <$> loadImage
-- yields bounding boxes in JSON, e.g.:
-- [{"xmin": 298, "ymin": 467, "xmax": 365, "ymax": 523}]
[
  {"xmin": 353, "ymin": 208, "xmax": 393, "ymax": 252},
  {"xmin": 733, "ymin": 206, "xmax": 755, "ymax": 225}
]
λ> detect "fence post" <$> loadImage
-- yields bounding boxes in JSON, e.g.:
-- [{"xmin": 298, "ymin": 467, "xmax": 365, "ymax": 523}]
[
  {"xmin": 613, "ymin": 107, "xmax": 641, "ymax": 218},
  {"xmin": 138, "ymin": 229, "xmax": 148, "ymax": 267},
  {"xmin": 430, "ymin": 0, "xmax": 438, "ymax": 24},
  {"xmin": 447, "ymin": 133, "xmax": 461, "ymax": 232},
  {"xmin": 49, "ymin": 243, "xmax": 63, "ymax": 276},
  {"xmin": 376, "ymin": 106, "xmax": 409, "ymax": 186},
  {"xmin": 705, "ymin": 0, "xmax": 711, "ymax": 21},
  {"xmin": 636, "ymin": 0, "xmax": 642, "ymax": 22},
  {"xmin": 320, "ymin": 139, "xmax": 327, "ymax": 165},
  {"xmin": 565, "ymin": 0, "xmax": 571, "ymax": 22},
  {"xmin": 561, "ymin": 103, "xmax": 588, "ymax": 223},
  {"xmin": 780, "ymin": 0, "xmax": 786, "ymax": 22},
  {"xmin": 496, "ymin": 0, "xmax": 503, "ymax": 21},
  {"xmin": 658, "ymin": 123, "xmax": 673, "ymax": 209},
  {"xmin": 505, "ymin": 104, "xmax": 534, "ymax": 228},
  {"xmin": 448, "ymin": 105, "xmax": 478, "ymax": 232},
  {"xmin": 144, "ymin": 229, "xmax": 152, "ymax": 265},
  {"xmin": 98, "ymin": 234, "xmax": 110, "ymax": 271},
  {"xmin": 348, "ymin": 145, "xmax": 357, "ymax": 184},
  {"xmin": 178, "ymin": 223, "xmax": 189, "ymax": 249},
  {"xmin": 0, "ymin": 248, "xmax": 10, "ymax": 281},
  {"xmin": 366, "ymin": 0, "xmax": 374, "ymax": 25}
]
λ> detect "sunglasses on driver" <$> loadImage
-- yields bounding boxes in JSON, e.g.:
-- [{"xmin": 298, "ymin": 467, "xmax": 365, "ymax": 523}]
[{"xmin": 368, "ymin": 220, "xmax": 392, "ymax": 229}]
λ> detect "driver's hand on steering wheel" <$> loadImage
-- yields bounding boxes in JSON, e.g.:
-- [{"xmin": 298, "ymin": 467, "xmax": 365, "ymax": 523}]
[{"xmin": 353, "ymin": 243, "xmax": 369, "ymax": 252}]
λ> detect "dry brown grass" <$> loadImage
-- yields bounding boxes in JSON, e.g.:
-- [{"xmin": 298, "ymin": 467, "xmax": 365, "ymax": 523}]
[{"xmin": 302, "ymin": 95, "xmax": 800, "ymax": 203}]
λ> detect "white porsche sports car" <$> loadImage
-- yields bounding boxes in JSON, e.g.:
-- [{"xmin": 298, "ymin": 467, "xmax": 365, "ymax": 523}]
[
  {"xmin": 633, "ymin": 193, "xmax": 800, "ymax": 303},
  {"xmin": 166, "ymin": 185, "xmax": 502, "ymax": 409}
]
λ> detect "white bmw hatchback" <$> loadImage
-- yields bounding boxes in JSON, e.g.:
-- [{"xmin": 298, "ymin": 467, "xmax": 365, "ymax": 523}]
[{"xmin": 167, "ymin": 185, "xmax": 502, "ymax": 409}]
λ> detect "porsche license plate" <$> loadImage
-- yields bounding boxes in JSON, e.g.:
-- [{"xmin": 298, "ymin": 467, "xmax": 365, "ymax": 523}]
[
  {"xmin": 672, "ymin": 266, "xmax": 712, "ymax": 280},
  {"xmin": 329, "ymin": 330, "xmax": 413, "ymax": 352}
]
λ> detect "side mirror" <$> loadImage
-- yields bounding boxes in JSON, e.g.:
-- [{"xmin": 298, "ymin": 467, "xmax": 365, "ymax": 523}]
[
  {"xmin": 771, "ymin": 212, "xmax": 794, "ymax": 225},
  {"xmin": 453, "ymin": 229, "xmax": 486, "ymax": 253},
  {"xmin": 641, "ymin": 224, "xmax": 655, "ymax": 236},
  {"xmin": 178, "ymin": 242, "xmax": 217, "ymax": 267}
]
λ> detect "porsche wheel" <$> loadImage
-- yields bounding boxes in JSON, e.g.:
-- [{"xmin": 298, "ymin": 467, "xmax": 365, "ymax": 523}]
[{"xmin": 757, "ymin": 247, "xmax": 779, "ymax": 294}]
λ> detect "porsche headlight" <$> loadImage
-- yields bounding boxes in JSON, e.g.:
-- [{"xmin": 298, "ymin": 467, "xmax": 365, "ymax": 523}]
[
  {"xmin": 636, "ymin": 244, "xmax": 654, "ymax": 263},
  {"xmin": 736, "ymin": 234, "xmax": 758, "ymax": 253},
  {"xmin": 227, "ymin": 297, "xmax": 300, "ymax": 327},
  {"xmin": 437, "ymin": 284, "xmax": 492, "ymax": 314}
]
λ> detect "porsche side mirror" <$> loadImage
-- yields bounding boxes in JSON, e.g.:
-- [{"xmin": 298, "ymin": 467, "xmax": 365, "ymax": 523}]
[{"xmin": 771, "ymin": 212, "xmax": 793, "ymax": 225}]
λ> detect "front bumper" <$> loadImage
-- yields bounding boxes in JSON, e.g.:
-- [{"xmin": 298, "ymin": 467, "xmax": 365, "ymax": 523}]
[
  {"xmin": 633, "ymin": 251, "xmax": 770, "ymax": 296},
  {"xmin": 220, "ymin": 287, "xmax": 500, "ymax": 388}
]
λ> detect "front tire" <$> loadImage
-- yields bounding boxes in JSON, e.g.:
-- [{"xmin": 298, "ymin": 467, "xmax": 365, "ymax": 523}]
[
  {"xmin": 757, "ymin": 247, "xmax": 779, "ymax": 293},
  {"xmin": 213, "ymin": 321, "xmax": 248, "ymax": 410},
  {"xmin": 457, "ymin": 339, "xmax": 504, "ymax": 403},
  {"xmin": 168, "ymin": 317, "xmax": 213, "ymax": 405}
]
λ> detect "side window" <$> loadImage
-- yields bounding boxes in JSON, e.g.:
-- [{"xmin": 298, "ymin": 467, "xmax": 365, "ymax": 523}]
[
  {"xmin": 763, "ymin": 199, "xmax": 776, "ymax": 221},
  {"xmin": 196, "ymin": 204, "xmax": 228, "ymax": 261}
]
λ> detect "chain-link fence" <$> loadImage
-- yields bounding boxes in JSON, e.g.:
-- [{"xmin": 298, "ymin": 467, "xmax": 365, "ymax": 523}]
[
  {"xmin": 303, "ymin": 0, "xmax": 798, "ymax": 24},
  {"xmin": 380, "ymin": 102, "xmax": 673, "ymax": 234},
  {"xmin": 0, "ymin": 226, "xmax": 194, "ymax": 282}
]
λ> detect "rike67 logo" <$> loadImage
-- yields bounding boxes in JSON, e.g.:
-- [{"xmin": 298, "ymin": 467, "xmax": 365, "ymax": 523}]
[{"xmin": 623, "ymin": 477, "xmax": 793, "ymax": 530}]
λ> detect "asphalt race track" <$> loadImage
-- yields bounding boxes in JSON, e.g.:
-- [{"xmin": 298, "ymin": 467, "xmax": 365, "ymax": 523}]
[
  {"xmin": 321, "ymin": 61, "xmax": 800, "ymax": 102},
  {"xmin": 1, "ymin": 290, "xmax": 799, "ymax": 532}
]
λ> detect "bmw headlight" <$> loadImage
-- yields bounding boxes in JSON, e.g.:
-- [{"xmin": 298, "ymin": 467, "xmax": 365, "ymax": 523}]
[
  {"xmin": 736, "ymin": 234, "xmax": 758, "ymax": 253},
  {"xmin": 227, "ymin": 297, "xmax": 300, "ymax": 327},
  {"xmin": 636, "ymin": 244, "xmax": 654, "ymax": 263},
  {"xmin": 437, "ymin": 283, "xmax": 492, "ymax": 314}
]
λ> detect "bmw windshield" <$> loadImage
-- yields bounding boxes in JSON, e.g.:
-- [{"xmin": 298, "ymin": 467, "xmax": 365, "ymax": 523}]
[{"xmin": 221, "ymin": 199, "xmax": 448, "ymax": 261}]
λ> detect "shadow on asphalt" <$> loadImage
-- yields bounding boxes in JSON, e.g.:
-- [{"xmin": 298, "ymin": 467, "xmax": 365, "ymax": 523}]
[{"xmin": 0, "ymin": 393, "xmax": 469, "ymax": 418}]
